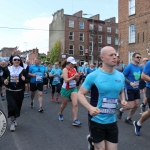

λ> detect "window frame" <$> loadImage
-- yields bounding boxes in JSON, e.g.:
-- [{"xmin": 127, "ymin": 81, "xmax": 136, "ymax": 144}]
[
  {"xmin": 89, "ymin": 34, "xmax": 93, "ymax": 42},
  {"xmin": 89, "ymin": 24, "xmax": 94, "ymax": 30},
  {"xmin": 69, "ymin": 45, "xmax": 74, "ymax": 55},
  {"xmin": 107, "ymin": 36, "xmax": 111, "ymax": 44},
  {"xmin": 79, "ymin": 22, "xmax": 84, "ymax": 29},
  {"xmin": 79, "ymin": 45, "xmax": 84, "ymax": 56},
  {"xmin": 107, "ymin": 27, "xmax": 111, "ymax": 33},
  {"xmin": 98, "ymin": 35, "xmax": 102, "ymax": 43},
  {"xmin": 115, "ymin": 37, "xmax": 118, "ymax": 45},
  {"xmin": 79, "ymin": 33, "xmax": 84, "ymax": 42},
  {"xmin": 129, "ymin": 24, "xmax": 135, "ymax": 43},
  {"xmin": 69, "ymin": 32, "xmax": 74, "ymax": 41},
  {"xmin": 98, "ymin": 25, "xmax": 103, "ymax": 31},
  {"xmin": 129, "ymin": 0, "xmax": 135, "ymax": 16},
  {"xmin": 69, "ymin": 20, "xmax": 74, "ymax": 28}
]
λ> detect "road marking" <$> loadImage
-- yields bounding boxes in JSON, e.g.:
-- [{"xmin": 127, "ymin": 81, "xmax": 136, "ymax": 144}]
[{"xmin": 86, "ymin": 96, "xmax": 91, "ymax": 98}]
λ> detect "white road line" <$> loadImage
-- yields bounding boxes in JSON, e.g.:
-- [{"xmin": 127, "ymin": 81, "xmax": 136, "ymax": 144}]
[{"xmin": 85, "ymin": 96, "xmax": 91, "ymax": 98}]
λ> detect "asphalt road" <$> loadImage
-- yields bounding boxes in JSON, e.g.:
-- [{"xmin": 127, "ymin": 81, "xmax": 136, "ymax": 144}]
[{"xmin": 0, "ymin": 88, "xmax": 150, "ymax": 150}]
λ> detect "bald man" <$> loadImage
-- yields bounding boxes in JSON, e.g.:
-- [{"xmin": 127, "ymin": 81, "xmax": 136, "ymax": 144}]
[
  {"xmin": 78, "ymin": 46, "xmax": 126, "ymax": 150},
  {"xmin": 139, "ymin": 57, "xmax": 149, "ymax": 113}
]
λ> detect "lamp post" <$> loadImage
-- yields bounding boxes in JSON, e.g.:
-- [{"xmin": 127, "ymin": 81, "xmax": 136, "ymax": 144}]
[
  {"xmin": 24, "ymin": 42, "xmax": 27, "ymax": 51},
  {"xmin": 83, "ymin": 13, "xmax": 94, "ymax": 64}
]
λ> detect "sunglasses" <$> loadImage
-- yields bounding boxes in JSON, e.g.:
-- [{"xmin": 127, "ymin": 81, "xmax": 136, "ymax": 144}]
[
  {"xmin": 13, "ymin": 59, "xmax": 20, "ymax": 61},
  {"xmin": 136, "ymin": 56, "xmax": 141, "ymax": 59}
]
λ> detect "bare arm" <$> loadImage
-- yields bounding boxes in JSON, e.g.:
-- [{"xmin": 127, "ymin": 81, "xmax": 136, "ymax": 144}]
[
  {"xmin": 120, "ymin": 89, "xmax": 127, "ymax": 107},
  {"xmin": 141, "ymin": 72, "xmax": 150, "ymax": 82},
  {"xmin": 78, "ymin": 86, "xmax": 100, "ymax": 116}
]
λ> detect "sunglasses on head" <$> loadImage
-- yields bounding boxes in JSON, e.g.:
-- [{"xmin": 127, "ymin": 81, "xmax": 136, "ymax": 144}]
[
  {"xmin": 13, "ymin": 59, "xmax": 20, "ymax": 61},
  {"xmin": 136, "ymin": 56, "xmax": 141, "ymax": 59}
]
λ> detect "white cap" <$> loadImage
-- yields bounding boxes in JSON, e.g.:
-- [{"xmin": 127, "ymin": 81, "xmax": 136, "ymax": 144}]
[
  {"xmin": 20, "ymin": 55, "xmax": 26, "ymax": 58},
  {"xmin": 67, "ymin": 57, "xmax": 76, "ymax": 64}
]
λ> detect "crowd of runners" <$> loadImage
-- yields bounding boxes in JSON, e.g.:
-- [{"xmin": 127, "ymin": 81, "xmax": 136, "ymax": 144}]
[{"xmin": 0, "ymin": 46, "xmax": 150, "ymax": 150}]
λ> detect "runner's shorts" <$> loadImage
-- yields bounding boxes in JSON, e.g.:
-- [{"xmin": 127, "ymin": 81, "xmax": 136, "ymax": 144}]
[
  {"xmin": 43, "ymin": 78, "xmax": 48, "ymax": 85},
  {"xmin": 124, "ymin": 89, "xmax": 140, "ymax": 101},
  {"xmin": 139, "ymin": 80, "xmax": 146, "ymax": 90},
  {"xmin": 89, "ymin": 120, "xmax": 118, "ymax": 143},
  {"xmin": 146, "ymin": 87, "xmax": 150, "ymax": 107},
  {"xmin": 61, "ymin": 87, "xmax": 78, "ymax": 99},
  {"xmin": 30, "ymin": 83, "xmax": 43, "ymax": 92}
]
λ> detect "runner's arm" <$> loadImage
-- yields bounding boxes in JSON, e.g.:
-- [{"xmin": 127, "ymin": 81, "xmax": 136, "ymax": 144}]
[{"xmin": 141, "ymin": 72, "xmax": 150, "ymax": 82}]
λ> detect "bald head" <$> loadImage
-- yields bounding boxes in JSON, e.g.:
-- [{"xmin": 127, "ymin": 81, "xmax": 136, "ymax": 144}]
[
  {"xmin": 142, "ymin": 57, "xmax": 148, "ymax": 65},
  {"xmin": 101, "ymin": 46, "xmax": 116, "ymax": 56}
]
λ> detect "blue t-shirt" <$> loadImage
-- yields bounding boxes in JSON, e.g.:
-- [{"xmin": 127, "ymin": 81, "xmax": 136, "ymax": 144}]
[
  {"xmin": 29, "ymin": 65, "xmax": 46, "ymax": 83},
  {"xmin": 143, "ymin": 60, "xmax": 150, "ymax": 88},
  {"xmin": 50, "ymin": 68, "xmax": 62, "ymax": 85},
  {"xmin": 78, "ymin": 66, "xmax": 84, "ymax": 72},
  {"xmin": 86, "ymin": 68, "xmax": 96, "ymax": 75},
  {"xmin": 83, "ymin": 66, "xmax": 88, "ymax": 74},
  {"xmin": 82, "ymin": 69, "xmax": 124, "ymax": 124},
  {"xmin": 123, "ymin": 63, "xmax": 142, "ymax": 90}
]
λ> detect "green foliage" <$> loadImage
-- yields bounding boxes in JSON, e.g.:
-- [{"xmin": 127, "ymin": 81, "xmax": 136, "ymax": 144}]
[{"xmin": 49, "ymin": 41, "xmax": 61, "ymax": 64}]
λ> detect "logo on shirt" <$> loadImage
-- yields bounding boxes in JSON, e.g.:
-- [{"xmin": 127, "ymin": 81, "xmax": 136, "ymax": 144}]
[
  {"xmin": 133, "ymin": 71, "xmax": 141, "ymax": 80},
  {"xmin": 115, "ymin": 80, "xmax": 121, "ymax": 83}
]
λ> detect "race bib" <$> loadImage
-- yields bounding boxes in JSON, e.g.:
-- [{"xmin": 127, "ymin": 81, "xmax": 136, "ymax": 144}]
[
  {"xmin": 100, "ymin": 98, "xmax": 118, "ymax": 114},
  {"xmin": 10, "ymin": 74, "xmax": 19, "ymax": 83},
  {"xmin": 53, "ymin": 76, "xmax": 59, "ymax": 82},
  {"xmin": 69, "ymin": 80, "xmax": 76, "ymax": 88},
  {"xmin": 0, "ymin": 70, "xmax": 3, "ymax": 76},
  {"xmin": 133, "ymin": 81, "xmax": 139, "ymax": 88},
  {"xmin": 36, "ymin": 72, "xmax": 43, "ymax": 82}
]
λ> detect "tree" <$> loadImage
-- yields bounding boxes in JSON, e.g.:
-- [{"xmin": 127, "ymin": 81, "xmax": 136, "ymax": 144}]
[{"xmin": 49, "ymin": 41, "xmax": 61, "ymax": 64}]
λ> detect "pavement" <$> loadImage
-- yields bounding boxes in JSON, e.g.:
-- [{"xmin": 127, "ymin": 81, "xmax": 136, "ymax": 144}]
[{"xmin": 0, "ymin": 88, "xmax": 150, "ymax": 150}]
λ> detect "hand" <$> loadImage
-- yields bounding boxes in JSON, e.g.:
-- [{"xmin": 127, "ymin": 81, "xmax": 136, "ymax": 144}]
[
  {"xmin": 21, "ymin": 74, "xmax": 25, "ymax": 81},
  {"xmin": 4, "ymin": 79, "xmax": 9, "ymax": 85},
  {"xmin": 89, "ymin": 106, "xmax": 100, "ymax": 116},
  {"xmin": 32, "ymin": 74, "xmax": 36, "ymax": 77},
  {"xmin": 74, "ymin": 73, "xmax": 79, "ymax": 78},
  {"xmin": 121, "ymin": 100, "xmax": 127, "ymax": 108},
  {"xmin": 130, "ymin": 82, "xmax": 137, "ymax": 88}
]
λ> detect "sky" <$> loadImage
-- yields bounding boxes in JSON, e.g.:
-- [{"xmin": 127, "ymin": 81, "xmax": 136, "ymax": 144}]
[{"xmin": 0, "ymin": 0, "xmax": 118, "ymax": 54}]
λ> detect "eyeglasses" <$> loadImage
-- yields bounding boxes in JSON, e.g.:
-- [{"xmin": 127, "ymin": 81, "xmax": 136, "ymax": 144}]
[
  {"xmin": 13, "ymin": 59, "xmax": 20, "ymax": 61},
  {"xmin": 136, "ymin": 56, "xmax": 141, "ymax": 59}
]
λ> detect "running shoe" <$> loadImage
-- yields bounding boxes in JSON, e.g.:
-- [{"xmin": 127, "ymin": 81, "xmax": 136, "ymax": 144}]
[
  {"xmin": 51, "ymin": 97, "xmax": 54, "ymax": 102},
  {"xmin": 43, "ymin": 90, "xmax": 47, "ymax": 94},
  {"xmin": 56, "ymin": 98, "xmax": 60, "ymax": 103},
  {"xmin": 125, "ymin": 118, "xmax": 133, "ymax": 125},
  {"xmin": 24, "ymin": 94, "xmax": 27, "ymax": 98},
  {"xmin": 140, "ymin": 103, "xmax": 146, "ymax": 113},
  {"xmin": 14, "ymin": 120, "xmax": 17, "ymax": 127},
  {"xmin": 133, "ymin": 121, "xmax": 141, "ymax": 136},
  {"xmin": 1, "ymin": 95, "xmax": 5, "ymax": 101},
  {"xmin": 58, "ymin": 113, "xmax": 63, "ymax": 121},
  {"xmin": 117, "ymin": 110, "xmax": 123, "ymax": 119},
  {"xmin": 87, "ymin": 134, "xmax": 94, "ymax": 150},
  {"xmin": 39, "ymin": 107, "xmax": 44, "ymax": 113},
  {"xmin": 72, "ymin": 119, "xmax": 81, "ymax": 126},
  {"xmin": 26, "ymin": 93, "xmax": 30, "ymax": 97},
  {"xmin": 10, "ymin": 121, "xmax": 16, "ymax": 132},
  {"xmin": 31, "ymin": 101, "xmax": 34, "ymax": 108}
]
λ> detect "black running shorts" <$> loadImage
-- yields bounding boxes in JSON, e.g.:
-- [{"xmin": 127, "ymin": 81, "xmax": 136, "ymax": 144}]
[
  {"xmin": 30, "ymin": 83, "xmax": 43, "ymax": 92},
  {"xmin": 124, "ymin": 89, "xmax": 140, "ymax": 101},
  {"xmin": 146, "ymin": 87, "xmax": 150, "ymax": 107},
  {"xmin": 89, "ymin": 120, "xmax": 118, "ymax": 144}
]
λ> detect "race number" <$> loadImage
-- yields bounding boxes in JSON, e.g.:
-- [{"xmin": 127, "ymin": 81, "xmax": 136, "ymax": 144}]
[{"xmin": 0, "ymin": 109, "xmax": 7, "ymax": 138}]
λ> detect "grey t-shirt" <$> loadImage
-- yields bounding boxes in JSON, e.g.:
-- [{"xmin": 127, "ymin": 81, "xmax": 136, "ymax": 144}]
[{"xmin": 114, "ymin": 64, "xmax": 123, "ymax": 72}]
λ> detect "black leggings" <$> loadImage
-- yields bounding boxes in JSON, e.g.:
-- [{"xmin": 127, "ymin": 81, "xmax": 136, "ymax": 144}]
[{"xmin": 52, "ymin": 83, "xmax": 61, "ymax": 94}]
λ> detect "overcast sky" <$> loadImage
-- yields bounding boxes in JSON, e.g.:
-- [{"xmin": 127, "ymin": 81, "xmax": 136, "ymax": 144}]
[{"xmin": 0, "ymin": 0, "xmax": 118, "ymax": 54}]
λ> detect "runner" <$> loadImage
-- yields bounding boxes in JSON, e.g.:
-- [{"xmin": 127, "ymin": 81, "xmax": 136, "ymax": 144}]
[
  {"xmin": 86, "ymin": 64, "xmax": 96, "ymax": 75},
  {"xmin": 49, "ymin": 62, "xmax": 62, "ymax": 103},
  {"xmin": 78, "ymin": 46, "xmax": 126, "ymax": 150},
  {"xmin": 118, "ymin": 52, "xmax": 142, "ymax": 125},
  {"xmin": 139, "ymin": 58, "xmax": 149, "ymax": 113},
  {"xmin": 58, "ymin": 56, "xmax": 81, "ymax": 126},
  {"xmin": 2, "ymin": 55, "xmax": 27, "ymax": 131},
  {"xmin": 133, "ymin": 60, "xmax": 150, "ymax": 136},
  {"xmin": 43, "ymin": 62, "xmax": 48, "ymax": 94},
  {"xmin": 20, "ymin": 55, "xmax": 30, "ymax": 98},
  {"xmin": 28, "ymin": 57, "xmax": 46, "ymax": 112}
]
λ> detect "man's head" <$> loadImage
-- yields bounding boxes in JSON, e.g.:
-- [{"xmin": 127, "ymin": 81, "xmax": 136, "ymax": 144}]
[
  {"xmin": 34, "ymin": 57, "xmax": 41, "ymax": 65},
  {"xmin": 142, "ymin": 58, "xmax": 149, "ymax": 65},
  {"xmin": 132, "ymin": 52, "xmax": 141, "ymax": 64},
  {"xmin": 100, "ymin": 46, "xmax": 117, "ymax": 67},
  {"xmin": 20, "ymin": 55, "xmax": 26, "ymax": 63}
]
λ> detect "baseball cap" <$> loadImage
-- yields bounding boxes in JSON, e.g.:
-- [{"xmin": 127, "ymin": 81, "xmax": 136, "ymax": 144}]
[
  {"xmin": 67, "ymin": 57, "xmax": 77, "ymax": 64},
  {"xmin": 20, "ymin": 55, "xmax": 26, "ymax": 58}
]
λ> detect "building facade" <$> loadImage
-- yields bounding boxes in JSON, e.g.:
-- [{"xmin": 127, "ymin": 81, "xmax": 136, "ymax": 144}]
[
  {"xmin": 49, "ymin": 9, "xmax": 118, "ymax": 64},
  {"xmin": 118, "ymin": 0, "xmax": 150, "ymax": 64}
]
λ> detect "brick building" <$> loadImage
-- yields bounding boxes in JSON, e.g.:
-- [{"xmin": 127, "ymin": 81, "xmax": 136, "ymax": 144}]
[
  {"xmin": 49, "ymin": 9, "xmax": 118, "ymax": 64},
  {"xmin": 118, "ymin": 0, "xmax": 150, "ymax": 64}
]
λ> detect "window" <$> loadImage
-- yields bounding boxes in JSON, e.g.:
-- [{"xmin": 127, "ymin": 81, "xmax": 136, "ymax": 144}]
[
  {"xmin": 89, "ymin": 24, "xmax": 94, "ymax": 30},
  {"xmin": 98, "ymin": 47, "xmax": 102, "ymax": 55},
  {"xmin": 98, "ymin": 25, "xmax": 103, "ymax": 31},
  {"xmin": 115, "ymin": 38, "xmax": 118, "ymax": 45},
  {"xmin": 128, "ymin": 51, "xmax": 134, "ymax": 63},
  {"xmin": 69, "ymin": 32, "xmax": 74, "ymax": 41},
  {"xmin": 89, "ymin": 34, "xmax": 93, "ymax": 42},
  {"xmin": 107, "ymin": 36, "xmax": 111, "ymax": 44},
  {"xmin": 129, "ymin": 25, "xmax": 135, "ymax": 43},
  {"xmin": 79, "ymin": 33, "xmax": 84, "ymax": 42},
  {"xmin": 107, "ymin": 27, "xmax": 111, "ymax": 33},
  {"xmin": 129, "ymin": 0, "xmax": 135, "ymax": 16},
  {"xmin": 116, "ymin": 28, "xmax": 118, "ymax": 34},
  {"xmin": 69, "ymin": 20, "xmax": 74, "ymax": 28},
  {"xmin": 69, "ymin": 45, "xmax": 74, "ymax": 55},
  {"xmin": 89, "ymin": 46, "xmax": 92, "ymax": 56},
  {"xmin": 79, "ymin": 22, "xmax": 84, "ymax": 29},
  {"xmin": 98, "ymin": 35, "xmax": 102, "ymax": 43},
  {"xmin": 79, "ymin": 45, "xmax": 84, "ymax": 56}
]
